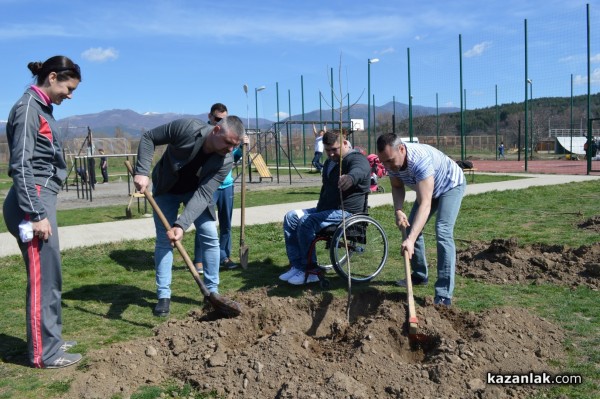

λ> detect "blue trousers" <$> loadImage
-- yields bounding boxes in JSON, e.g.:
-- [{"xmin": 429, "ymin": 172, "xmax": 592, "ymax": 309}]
[
  {"xmin": 311, "ymin": 152, "xmax": 323, "ymax": 171},
  {"xmin": 283, "ymin": 207, "xmax": 351, "ymax": 271},
  {"xmin": 153, "ymin": 192, "xmax": 220, "ymax": 298},
  {"xmin": 407, "ymin": 180, "xmax": 466, "ymax": 299},
  {"xmin": 196, "ymin": 185, "xmax": 234, "ymax": 264}
]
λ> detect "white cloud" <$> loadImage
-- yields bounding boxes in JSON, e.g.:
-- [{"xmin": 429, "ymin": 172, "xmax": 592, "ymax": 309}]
[
  {"xmin": 573, "ymin": 68, "xmax": 600, "ymax": 85},
  {"xmin": 275, "ymin": 112, "xmax": 289, "ymax": 119},
  {"xmin": 464, "ymin": 41, "xmax": 492, "ymax": 58},
  {"xmin": 592, "ymin": 53, "xmax": 600, "ymax": 63},
  {"xmin": 81, "ymin": 47, "xmax": 119, "ymax": 62},
  {"xmin": 559, "ymin": 55, "xmax": 576, "ymax": 63},
  {"xmin": 376, "ymin": 47, "xmax": 395, "ymax": 55}
]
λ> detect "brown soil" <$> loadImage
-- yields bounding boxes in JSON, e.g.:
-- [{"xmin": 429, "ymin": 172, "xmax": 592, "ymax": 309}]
[
  {"xmin": 62, "ymin": 287, "xmax": 566, "ymax": 399},
  {"xmin": 50, "ymin": 183, "xmax": 596, "ymax": 398},
  {"xmin": 457, "ymin": 236, "xmax": 600, "ymax": 290}
]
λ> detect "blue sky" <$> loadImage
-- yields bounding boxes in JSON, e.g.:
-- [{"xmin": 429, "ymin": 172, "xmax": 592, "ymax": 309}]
[{"xmin": 1, "ymin": 0, "xmax": 598, "ymax": 124}]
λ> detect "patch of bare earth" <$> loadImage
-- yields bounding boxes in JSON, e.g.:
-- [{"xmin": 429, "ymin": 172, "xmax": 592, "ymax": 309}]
[
  {"xmin": 457, "ymin": 237, "xmax": 600, "ymax": 290},
  {"xmin": 64, "ymin": 288, "xmax": 565, "ymax": 399}
]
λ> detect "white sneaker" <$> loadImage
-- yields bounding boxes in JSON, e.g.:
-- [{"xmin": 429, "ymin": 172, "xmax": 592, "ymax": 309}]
[
  {"xmin": 287, "ymin": 270, "xmax": 320, "ymax": 285},
  {"xmin": 279, "ymin": 267, "xmax": 300, "ymax": 281}
]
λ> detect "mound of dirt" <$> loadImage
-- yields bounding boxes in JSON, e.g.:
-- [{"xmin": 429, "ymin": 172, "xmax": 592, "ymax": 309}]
[
  {"xmin": 578, "ymin": 215, "xmax": 600, "ymax": 233},
  {"xmin": 64, "ymin": 289, "xmax": 565, "ymax": 399},
  {"xmin": 457, "ymin": 239, "xmax": 600, "ymax": 289}
]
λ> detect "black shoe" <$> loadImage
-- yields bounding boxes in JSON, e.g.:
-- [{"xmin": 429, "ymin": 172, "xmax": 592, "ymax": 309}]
[
  {"xmin": 396, "ymin": 274, "xmax": 428, "ymax": 287},
  {"xmin": 46, "ymin": 353, "xmax": 82, "ymax": 369},
  {"xmin": 434, "ymin": 296, "xmax": 452, "ymax": 307},
  {"xmin": 221, "ymin": 258, "xmax": 238, "ymax": 270},
  {"xmin": 153, "ymin": 298, "xmax": 170, "ymax": 317}
]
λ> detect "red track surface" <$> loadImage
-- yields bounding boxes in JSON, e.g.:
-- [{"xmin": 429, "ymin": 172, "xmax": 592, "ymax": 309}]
[{"xmin": 470, "ymin": 159, "xmax": 600, "ymax": 175}]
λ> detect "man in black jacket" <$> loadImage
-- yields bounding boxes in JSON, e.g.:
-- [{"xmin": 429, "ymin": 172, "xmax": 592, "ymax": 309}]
[{"xmin": 279, "ymin": 130, "xmax": 371, "ymax": 285}]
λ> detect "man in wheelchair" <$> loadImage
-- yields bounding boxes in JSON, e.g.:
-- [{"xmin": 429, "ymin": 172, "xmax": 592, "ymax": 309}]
[{"xmin": 279, "ymin": 130, "xmax": 371, "ymax": 285}]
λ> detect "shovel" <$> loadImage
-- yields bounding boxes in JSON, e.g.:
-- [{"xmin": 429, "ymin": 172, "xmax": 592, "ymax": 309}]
[
  {"xmin": 401, "ymin": 226, "xmax": 419, "ymax": 336},
  {"xmin": 124, "ymin": 161, "xmax": 242, "ymax": 318},
  {"xmin": 239, "ymin": 142, "xmax": 249, "ymax": 269},
  {"xmin": 400, "ymin": 226, "xmax": 436, "ymax": 348},
  {"xmin": 125, "ymin": 191, "xmax": 135, "ymax": 219}
]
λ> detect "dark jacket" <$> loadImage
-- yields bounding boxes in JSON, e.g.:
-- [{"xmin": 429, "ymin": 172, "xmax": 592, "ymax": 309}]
[
  {"xmin": 317, "ymin": 149, "xmax": 371, "ymax": 214},
  {"xmin": 135, "ymin": 118, "xmax": 233, "ymax": 230},
  {"xmin": 6, "ymin": 88, "xmax": 67, "ymax": 222}
]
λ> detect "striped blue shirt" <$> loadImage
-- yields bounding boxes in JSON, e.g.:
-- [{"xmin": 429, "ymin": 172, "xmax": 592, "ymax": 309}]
[{"xmin": 387, "ymin": 143, "xmax": 464, "ymax": 198}]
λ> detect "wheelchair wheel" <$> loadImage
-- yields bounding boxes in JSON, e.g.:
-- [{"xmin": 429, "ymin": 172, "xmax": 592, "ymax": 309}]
[
  {"xmin": 330, "ymin": 215, "xmax": 388, "ymax": 283},
  {"xmin": 313, "ymin": 237, "xmax": 334, "ymax": 271}
]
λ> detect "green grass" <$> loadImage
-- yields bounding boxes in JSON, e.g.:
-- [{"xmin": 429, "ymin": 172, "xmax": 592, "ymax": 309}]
[{"xmin": 0, "ymin": 179, "xmax": 598, "ymax": 398}]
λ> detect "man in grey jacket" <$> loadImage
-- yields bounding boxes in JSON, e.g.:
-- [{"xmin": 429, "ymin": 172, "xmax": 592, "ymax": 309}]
[{"xmin": 133, "ymin": 116, "xmax": 245, "ymax": 316}]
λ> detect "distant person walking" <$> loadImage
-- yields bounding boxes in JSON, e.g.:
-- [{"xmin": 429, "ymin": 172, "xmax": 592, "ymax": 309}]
[
  {"xmin": 311, "ymin": 124, "xmax": 325, "ymax": 173},
  {"xmin": 99, "ymin": 148, "xmax": 109, "ymax": 183},
  {"xmin": 498, "ymin": 142, "xmax": 506, "ymax": 160},
  {"xmin": 3, "ymin": 55, "xmax": 83, "ymax": 369}
]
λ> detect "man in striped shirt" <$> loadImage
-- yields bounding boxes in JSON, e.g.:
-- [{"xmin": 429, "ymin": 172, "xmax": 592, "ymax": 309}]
[{"xmin": 376, "ymin": 133, "xmax": 466, "ymax": 307}]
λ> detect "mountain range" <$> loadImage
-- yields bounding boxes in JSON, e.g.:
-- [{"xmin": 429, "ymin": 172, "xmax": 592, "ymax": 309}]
[{"xmin": 0, "ymin": 101, "xmax": 459, "ymax": 137}]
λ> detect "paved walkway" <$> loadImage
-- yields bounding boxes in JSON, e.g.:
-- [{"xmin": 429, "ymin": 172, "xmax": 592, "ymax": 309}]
[{"xmin": 1, "ymin": 173, "xmax": 598, "ymax": 257}]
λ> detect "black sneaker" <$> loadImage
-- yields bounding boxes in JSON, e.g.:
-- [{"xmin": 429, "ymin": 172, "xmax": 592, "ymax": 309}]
[
  {"xmin": 153, "ymin": 298, "xmax": 170, "ymax": 317},
  {"xmin": 434, "ymin": 296, "xmax": 452, "ymax": 307},
  {"xmin": 395, "ymin": 274, "xmax": 428, "ymax": 287},
  {"xmin": 221, "ymin": 258, "xmax": 238, "ymax": 270},
  {"xmin": 46, "ymin": 353, "xmax": 82, "ymax": 369}
]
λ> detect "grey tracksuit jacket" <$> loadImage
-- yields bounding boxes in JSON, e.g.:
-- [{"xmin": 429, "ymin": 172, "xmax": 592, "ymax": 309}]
[{"xmin": 6, "ymin": 88, "xmax": 67, "ymax": 222}]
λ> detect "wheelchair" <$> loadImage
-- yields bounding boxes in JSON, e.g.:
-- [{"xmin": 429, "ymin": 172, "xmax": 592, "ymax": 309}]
[{"xmin": 305, "ymin": 212, "xmax": 389, "ymax": 288}]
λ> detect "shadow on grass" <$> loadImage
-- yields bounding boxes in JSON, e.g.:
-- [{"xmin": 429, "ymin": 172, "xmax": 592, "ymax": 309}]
[
  {"xmin": 0, "ymin": 334, "xmax": 28, "ymax": 366},
  {"xmin": 62, "ymin": 284, "xmax": 199, "ymax": 328},
  {"xmin": 284, "ymin": 191, "xmax": 321, "ymax": 196},
  {"xmin": 109, "ymin": 249, "xmax": 154, "ymax": 271}
]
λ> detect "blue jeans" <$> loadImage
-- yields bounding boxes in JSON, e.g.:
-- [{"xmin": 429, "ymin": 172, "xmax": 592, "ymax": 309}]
[
  {"xmin": 283, "ymin": 208, "xmax": 351, "ymax": 271},
  {"xmin": 407, "ymin": 180, "xmax": 466, "ymax": 299},
  {"xmin": 311, "ymin": 152, "xmax": 323, "ymax": 171},
  {"xmin": 196, "ymin": 185, "xmax": 234, "ymax": 263},
  {"xmin": 153, "ymin": 192, "xmax": 220, "ymax": 299}
]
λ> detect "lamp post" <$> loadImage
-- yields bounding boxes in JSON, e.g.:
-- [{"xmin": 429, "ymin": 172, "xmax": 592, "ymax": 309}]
[
  {"xmin": 254, "ymin": 85, "xmax": 266, "ymax": 133},
  {"xmin": 243, "ymin": 84, "xmax": 249, "ymax": 130},
  {"xmin": 570, "ymin": 74, "xmax": 574, "ymax": 156},
  {"xmin": 367, "ymin": 58, "xmax": 379, "ymax": 154},
  {"xmin": 407, "ymin": 48, "xmax": 413, "ymax": 142},
  {"xmin": 527, "ymin": 79, "xmax": 533, "ymax": 160},
  {"xmin": 255, "ymin": 85, "xmax": 266, "ymax": 164}
]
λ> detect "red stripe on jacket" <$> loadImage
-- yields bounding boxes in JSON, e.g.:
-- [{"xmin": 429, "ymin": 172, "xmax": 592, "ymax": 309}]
[{"xmin": 38, "ymin": 116, "xmax": 53, "ymax": 142}]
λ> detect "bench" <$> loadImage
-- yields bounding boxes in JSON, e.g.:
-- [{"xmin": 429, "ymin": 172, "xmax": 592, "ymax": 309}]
[
  {"xmin": 249, "ymin": 152, "xmax": 273, "ymax": 182},
  {"xmin": 463, "ymin": 168, "xmax": 477, "ymax": 183}
]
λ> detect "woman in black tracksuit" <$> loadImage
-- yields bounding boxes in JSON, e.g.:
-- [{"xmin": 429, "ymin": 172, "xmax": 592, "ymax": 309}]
[{"xmin": 3, "ymin": 56, "xmax": 83, "ymax": 369}]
